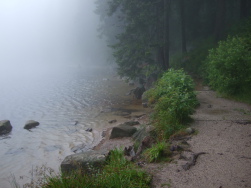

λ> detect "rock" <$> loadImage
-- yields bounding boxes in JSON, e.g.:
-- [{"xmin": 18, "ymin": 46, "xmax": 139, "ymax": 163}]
[
  {"xmin": 110, "ymin": 125, "xmax": 137, "ymax": 139},
  {"xmin": 122, "ymin": 121, "xmax": 140, "ymax": 126},
  {"xmin": 85, "ymin": 128, "xmax": 93, "ymax": 132},
  {"xmin": 108, "ymin": 119, "xmax": 117, "ymax": 124},
  {"xmin": 124, "ymin": 146, "xmax": 136, "ymax": 161},
  {"xmin": 185, "ymin": 127, "xmax": 195, "ymax": 134},
  {"xmin": 0, "ymin": 120, "xmax": 13, "ymax": 135},
  {"xmin": 133, "ymin": 86, "xmax": 146, "ymax": 99},
  {"xmin": 124, "ymin": 146, "xmax": 135, "ymax": 157},
  {"xmin": 61, "ymin": 150, "xmax": 109, "ymax": 174},
  {"xmin": 24, "ymin": 120, "xmax": 39, "ymax": 130}
]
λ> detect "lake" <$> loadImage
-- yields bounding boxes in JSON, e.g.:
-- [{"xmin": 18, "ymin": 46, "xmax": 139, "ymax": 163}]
[{"xmin": 0, "ymin": 64, "xmax": 141, "ymax": 187}]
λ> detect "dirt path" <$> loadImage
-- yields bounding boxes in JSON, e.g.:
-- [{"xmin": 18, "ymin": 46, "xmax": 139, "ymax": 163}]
[{"xmin": 145, "ymin": 86, "xmax": 251, "ymax": 188}]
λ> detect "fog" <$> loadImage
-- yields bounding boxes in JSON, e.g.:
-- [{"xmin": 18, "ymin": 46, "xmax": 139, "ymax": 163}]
[{"xmin": 0, "ymin": 0, "xmax": 107, "ymax": 71}]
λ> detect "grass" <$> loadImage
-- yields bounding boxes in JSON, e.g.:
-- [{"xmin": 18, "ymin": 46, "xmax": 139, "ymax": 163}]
[
  {"xmin": 143, "ymin": 142, "xmax": 172, "ymax": 163},
  {"xmin": 42, "ymin": 149, "xmax": 151, "ymax": 188}
]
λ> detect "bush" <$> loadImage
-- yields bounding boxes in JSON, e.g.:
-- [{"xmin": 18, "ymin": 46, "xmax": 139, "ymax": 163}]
[
  {"xmin": 206, "ymin": 35, "xmax": 251, "ymax": 95},
  {"xmin": 145, "ymin": 69, "xmax": 198, "ymax": 138}
]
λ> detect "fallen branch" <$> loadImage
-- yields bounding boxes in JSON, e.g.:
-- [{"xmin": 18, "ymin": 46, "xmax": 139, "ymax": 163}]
[{"xmin": 182, "ymin": 152, "xmax": 206, "ymax": 171}]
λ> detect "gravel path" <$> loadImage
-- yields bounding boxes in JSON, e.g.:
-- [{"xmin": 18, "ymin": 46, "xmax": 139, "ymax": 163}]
[{"xmin": 146, "ymin": 87, "xmax": 251, "ymax": 188}]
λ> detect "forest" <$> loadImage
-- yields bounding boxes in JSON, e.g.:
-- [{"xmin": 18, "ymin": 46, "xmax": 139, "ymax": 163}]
[{"xmin": 95, "ymin": 0, "xmax": 251, "ymax": 102}]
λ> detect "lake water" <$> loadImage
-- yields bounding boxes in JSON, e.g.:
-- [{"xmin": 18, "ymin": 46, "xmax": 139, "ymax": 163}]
[{"xmin": 0, "ymin": 64, "xmax": 139, "ymax": 187}]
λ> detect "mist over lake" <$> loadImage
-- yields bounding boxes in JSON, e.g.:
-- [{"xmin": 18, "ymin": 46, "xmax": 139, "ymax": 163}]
[{"xmin": 0, "ymin": 0, "xmax": 114, "ymax": 187}]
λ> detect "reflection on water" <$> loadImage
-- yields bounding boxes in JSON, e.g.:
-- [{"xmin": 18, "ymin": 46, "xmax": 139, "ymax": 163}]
[{"xmin": 0, "ymin": 65, "xmax": 136, "ymax": 187}]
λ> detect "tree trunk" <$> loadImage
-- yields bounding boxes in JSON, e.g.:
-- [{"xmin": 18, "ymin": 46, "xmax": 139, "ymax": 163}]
[
  {"xmin": 180, "ymin": 0, "xmax": 187, "ymax": 54},
  {"xmin": 163, "ymin": 0, "xmax": 170, "ymax": 70},
  {"xmin": 240, "ymin": 0, "xmax": 248, "ymax": 19},
  {"xmin": 156, "ymin": 1, "xmax": 165, "ymax": 69},
  {"xmin": 214, "ymin": 0, "xmax": 226, "ymax": 41}
]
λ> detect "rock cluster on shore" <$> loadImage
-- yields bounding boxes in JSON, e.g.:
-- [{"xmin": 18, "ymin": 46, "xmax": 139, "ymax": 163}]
[
  {"xmin": 0, "ymin": 119, "xmax": 40, "ymax": 135},
  {"xmin": 60, "ymin": 120, "xmax": 145, "ymax": 174}
]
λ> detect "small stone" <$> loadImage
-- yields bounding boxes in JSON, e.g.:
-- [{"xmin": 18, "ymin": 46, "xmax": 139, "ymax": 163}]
[
  {"xmin": 186, "ymin": 127, "xmax": 195, "ymax": 134},
  {"xmin": 24, "ymin": 120, "xmax": 39, "ymax": 130},
  {"xmin": 85, "ymin": 128, "xmax": 93, "ymax": 132},
  {"xmin": 108, "ymin": 120, "xmax": 117, "ymax": 124}
]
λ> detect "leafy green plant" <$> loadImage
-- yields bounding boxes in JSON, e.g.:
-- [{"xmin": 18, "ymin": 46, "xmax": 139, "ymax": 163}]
[
  {"xmin": 145, "ymin": 69, "xmax": 198, "ymax": 138},
  {"xmin": 143, "ymin": 142, "xmax": 171, "ymax": 163}
]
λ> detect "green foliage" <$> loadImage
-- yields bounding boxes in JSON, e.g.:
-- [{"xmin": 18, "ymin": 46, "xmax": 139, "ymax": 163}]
[
  {"xmin": 108, "ymin": 0, "xmax": 162, "ymax": 78},
  {"xmin": 143, "ymin": 142, "xmax": 171, "ymax": 163},
  {"xmin": 206, "ymin": 35, "xmax": 251, "ymax": 96},
  {"xmin": 145, "ymin": 69, "xmax": 198, "ymax": 138},
  {"xmin": 43, "ymin": 148, "xmax": 151, "ymax": 188}
]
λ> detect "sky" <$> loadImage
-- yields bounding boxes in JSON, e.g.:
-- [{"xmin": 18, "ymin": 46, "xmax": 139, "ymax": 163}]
[{"xmin": 0, "ymin": 0, "xmax": 106, "ymax": 68}]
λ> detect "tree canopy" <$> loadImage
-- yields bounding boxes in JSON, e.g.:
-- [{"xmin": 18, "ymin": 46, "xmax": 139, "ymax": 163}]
[{"xmin": 95, "ymin": 0, "xmax": 251, "ymax": 79}]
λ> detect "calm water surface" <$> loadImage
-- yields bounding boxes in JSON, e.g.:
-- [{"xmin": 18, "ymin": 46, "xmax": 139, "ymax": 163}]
[{"xmin": 0, "ymin": 64, "xmax": 134, "ymax": 187}]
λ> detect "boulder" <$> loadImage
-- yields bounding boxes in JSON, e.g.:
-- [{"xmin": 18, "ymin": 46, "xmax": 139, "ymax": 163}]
[
  {"xmin": 24, "ymin": 120, "xmax": 39, "ymax": 130},
  {"xmin": 0, "ymin": 120, "xmax": 12, "ymax": 135},
  {"xmin": 110, "ymin": 125, "xmax": 137, "ymax": 139},
  {"xmin": 61, "ymin": 150, "xmax": 109, "ymax": 174}
]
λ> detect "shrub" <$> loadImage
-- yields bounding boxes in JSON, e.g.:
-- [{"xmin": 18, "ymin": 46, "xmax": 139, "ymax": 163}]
[
  {"xmin": 206, "ymin": 35, "xmax": 251, "ymax": 95},
  {"xmin": 145, "ymin": 69, "xmax": 198, "ymax": 138}
]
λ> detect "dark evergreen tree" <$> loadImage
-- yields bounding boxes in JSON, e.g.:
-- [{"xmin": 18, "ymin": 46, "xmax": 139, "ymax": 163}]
[{"xmin": 95, "ymin": 0, "xmax": 251, "ymax": 78}]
